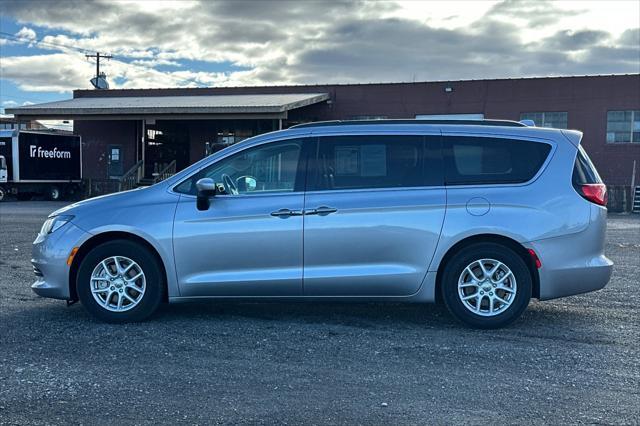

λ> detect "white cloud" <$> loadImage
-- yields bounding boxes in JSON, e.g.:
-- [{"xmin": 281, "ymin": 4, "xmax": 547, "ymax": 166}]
[
  {"xmin": 15, "ymin": 26, "xmax": 36, "ymax": 40},
  {"xmin": 2, "ymin": 100, "xmax": 19, "ymax": 107},
  {"xmin": 0, "ymin": 0, "xmax": 637, "ymax": 94}
]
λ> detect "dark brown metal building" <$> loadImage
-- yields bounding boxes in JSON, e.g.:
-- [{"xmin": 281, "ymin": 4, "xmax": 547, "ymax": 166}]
[{"xmin": 8, "ymin": 74, "xmax": 640, "ymax": 210}]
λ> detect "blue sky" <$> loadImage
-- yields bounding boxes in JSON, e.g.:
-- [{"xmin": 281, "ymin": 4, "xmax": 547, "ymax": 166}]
[
  {"xmin": 1, "ymin": 0, "xmax": 638, "ymax": 113},
  {"xmin": 0, "ymin": 15, "xmax": 73, "ymax": 107}
]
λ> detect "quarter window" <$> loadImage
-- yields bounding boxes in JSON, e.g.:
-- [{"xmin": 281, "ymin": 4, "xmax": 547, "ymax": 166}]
[
  {"xmin": 606, "ymin": 110, "xmax": 640, "ymax": 143},
  {"xmin": 174, "ymin": 139, "xmax": 304, "ymax": 195},
  {"xmin": 520, "ymin": 112, "xmax": 568, "ymax": 129},
  {"xmin": 444, "ymin": 136, "xmax": 552, "ymax": 185},
  {"xmin": 310, "ymin": 135, "xmax": 442, "ymax": 191}
]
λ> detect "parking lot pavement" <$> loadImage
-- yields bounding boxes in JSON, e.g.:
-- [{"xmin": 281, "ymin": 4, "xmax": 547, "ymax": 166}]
[{"xmin": 0, "ymin": 201, "xmax": 639, "ymax": 425}]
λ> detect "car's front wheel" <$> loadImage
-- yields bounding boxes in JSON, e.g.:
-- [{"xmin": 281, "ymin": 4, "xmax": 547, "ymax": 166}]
[
  {"xmin": 76, "ymin": 240, "xmax": 164, "ymax": 323},
  {"xmin": 441, "ymin": 242, "xmax": 532, "ymax": 329}
]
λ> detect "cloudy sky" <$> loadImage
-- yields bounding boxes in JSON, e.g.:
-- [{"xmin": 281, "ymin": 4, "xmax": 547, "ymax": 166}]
[{"xmin": 0, "ymin": 0, "xmax": 638, "ymax": 111}]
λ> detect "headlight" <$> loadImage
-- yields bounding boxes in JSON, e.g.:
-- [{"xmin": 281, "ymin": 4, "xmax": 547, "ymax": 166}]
[{"xmin": 40, "ymin": 215, "xmax": 74, "ymax": 235}]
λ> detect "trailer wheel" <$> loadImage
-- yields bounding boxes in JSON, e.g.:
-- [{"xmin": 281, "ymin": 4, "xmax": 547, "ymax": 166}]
[
  {"xmin": 0, "ymin": 187, "xmax": 5, "ymax": 202},
  {"xmin": 48, "ymin": 186, "xmax": 61, "ymax": 201}
]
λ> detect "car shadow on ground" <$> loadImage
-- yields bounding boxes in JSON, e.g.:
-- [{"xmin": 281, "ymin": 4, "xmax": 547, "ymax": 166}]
[
  {"xmin": 3, "ymin": 294, "xmax": 613, "ymax": 344},
  {"xmin": 156, "ymin": 300, "xmax": 456, "ymax": 328}
]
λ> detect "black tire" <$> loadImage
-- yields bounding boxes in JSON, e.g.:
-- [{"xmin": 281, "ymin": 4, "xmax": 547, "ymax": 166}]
[
  {"xmin": 48, "ymin": 186, "xmax": 61, "ymax": 201},
  {"xmin": 76, "ymin": 240, "xmax": 165, "ymax": 323},
  {"xmin": 441, "ymin": 242, "xmax": 532, "ymax": 329},
  {"xmin": 0, "ymin": 187, "xmax": 5, "ymax": 202}
]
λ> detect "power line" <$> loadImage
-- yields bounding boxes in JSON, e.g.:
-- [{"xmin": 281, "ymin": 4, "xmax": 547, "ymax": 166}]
[
  {"xmin": 0, "ymin": 31, "xmax": 94, "ymax": 55},
  {"xmin": 0, "ymin": 31, "xmax": 203, "ymax": 88}
]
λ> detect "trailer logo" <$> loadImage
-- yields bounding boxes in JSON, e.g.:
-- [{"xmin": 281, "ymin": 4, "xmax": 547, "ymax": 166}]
[{"xmin": 30, "ymin": 145, "xmax": 71, "ymax": 159}]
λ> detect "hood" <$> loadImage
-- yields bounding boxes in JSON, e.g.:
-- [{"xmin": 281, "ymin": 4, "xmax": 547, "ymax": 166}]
[{"xmin": 49, "ymin": 186, "xmax": 149, "ymax": 217}]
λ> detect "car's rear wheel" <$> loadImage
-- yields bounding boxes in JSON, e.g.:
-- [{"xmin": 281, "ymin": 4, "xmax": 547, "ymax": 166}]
[
  {"xmin": 76, "ymin": 240, "xmax": 164, "ymax": 323},
  {"xmin": 48, "ymin": 186, "xmax": 61, "ymax": 201},
  {"xmin": 441, "ymin": 242, "xmax": 532, "ymax": 329}
]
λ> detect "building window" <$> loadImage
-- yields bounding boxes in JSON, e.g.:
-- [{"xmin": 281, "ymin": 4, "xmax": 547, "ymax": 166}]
[
  {"xmin": 520, "ymin": 112, "xmax": 568, "ymax": 129},
  {"xmin": 606, "ymin": 110, "xmax": 640, "ymax": 143}
]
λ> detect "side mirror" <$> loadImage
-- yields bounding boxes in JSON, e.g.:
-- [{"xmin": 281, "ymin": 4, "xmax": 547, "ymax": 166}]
[
  {"xmin": 196, "ymin": 178, "xmax": 216, "ymax": 211},
  {"xmin": 236, "ymin": 176, "xmax": 257, "ymax": 192}
]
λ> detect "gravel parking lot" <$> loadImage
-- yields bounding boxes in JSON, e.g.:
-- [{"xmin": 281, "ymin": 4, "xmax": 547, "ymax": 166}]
[{"xmin": 0, "ymin": 201, "xmax": 639, "ymax": 425}]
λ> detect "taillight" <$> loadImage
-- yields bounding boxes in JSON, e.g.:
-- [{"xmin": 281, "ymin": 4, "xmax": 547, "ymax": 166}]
[{"xmin": 578, "ymin": 183, "xmax": 608, "ymax": 206}]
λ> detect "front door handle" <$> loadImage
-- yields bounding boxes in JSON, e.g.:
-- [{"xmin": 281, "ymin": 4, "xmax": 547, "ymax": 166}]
[
  {"xmin": 305, "ymin": 206, "xmax": 338, "ymax": 216},
  {"xmin": 270, "ymin": 208, "xmax": 303, "ymax": 218}
]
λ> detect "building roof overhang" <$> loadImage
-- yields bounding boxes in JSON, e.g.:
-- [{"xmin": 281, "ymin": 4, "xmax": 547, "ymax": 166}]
[{"xmin": 6, "ymin": 93, "xmax": 330, "ymax": 120}]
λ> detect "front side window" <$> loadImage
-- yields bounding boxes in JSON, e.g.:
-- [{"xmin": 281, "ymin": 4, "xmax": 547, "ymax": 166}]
[
  {"xmin": 309, "ymin": 135, "xmax": 442, "ymax": 191},
  {"xmin": 444, "ymin": 136, "xmax": 552, "ymax": 185},
  {"xmin": 175, "ymin": 139, "xmax": 303, "ymax": 195},
  {"xmin": 606, "ymin": 110, "xmax": 640, "ymax": 143},
  {"xmin": 520, "ymin": 112, "xmax": 568, "ymax": 129}
]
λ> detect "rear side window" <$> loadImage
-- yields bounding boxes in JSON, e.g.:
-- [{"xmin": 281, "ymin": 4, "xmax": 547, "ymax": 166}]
[
  {"xmin": 573, "ymin": 146, "xmax": 602, "ymax": 185},
  {"xmin": 310, "ymin": 135, "xmax": 442, "ymax": 191},
  {"xmin": 444, "ymin": 136, "xmax": 551, "ymax": 185}
]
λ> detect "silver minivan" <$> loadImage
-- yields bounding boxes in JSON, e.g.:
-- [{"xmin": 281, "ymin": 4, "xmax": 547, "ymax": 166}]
[{"xmin": 31, "ymin": 120, "xmax": 613, "ymax": 328}]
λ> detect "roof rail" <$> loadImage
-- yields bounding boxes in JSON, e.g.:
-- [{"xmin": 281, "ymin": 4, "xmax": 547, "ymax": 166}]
[{"xmin": 291, "ymin": 119, "xmax": 527, "ymax": 129}]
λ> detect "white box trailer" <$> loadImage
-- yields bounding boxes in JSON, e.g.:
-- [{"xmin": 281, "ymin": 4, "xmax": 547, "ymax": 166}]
[{"xmin": 0, "ymin": 130, "xmax": 82, "ymax": 201}]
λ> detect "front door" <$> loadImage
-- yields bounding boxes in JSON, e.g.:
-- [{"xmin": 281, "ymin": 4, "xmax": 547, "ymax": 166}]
[
  {"xmin": 303, "ymin": 134, "xmax": 446, "ymax": 296},
  {"xmin": 108, "ymin": 145, "xmax": 123, "ymax": 177},
  {"xmin": 172, "ymin": 138, "xmax": 308, "ymax": 297}
]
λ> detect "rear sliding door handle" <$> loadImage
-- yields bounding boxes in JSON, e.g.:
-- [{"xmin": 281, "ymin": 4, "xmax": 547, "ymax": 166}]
[
  {"xmin": 305, "ymin": 206, "xmax": 338, "ymax": 216},
  {"xmin": 270, "ymin": 208, "xmax": 303, "ymax": 217}
]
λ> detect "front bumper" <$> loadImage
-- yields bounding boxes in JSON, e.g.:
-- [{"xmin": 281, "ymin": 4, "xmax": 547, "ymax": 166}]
[{"xmin": 31, "ymin": 222, "xmax": 90, "ymax": 300}]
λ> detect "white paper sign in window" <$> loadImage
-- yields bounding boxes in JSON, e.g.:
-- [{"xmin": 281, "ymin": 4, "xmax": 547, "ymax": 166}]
[{"xmin": 335, "ymin": 146, "xmax": 360, "ymax": 175}]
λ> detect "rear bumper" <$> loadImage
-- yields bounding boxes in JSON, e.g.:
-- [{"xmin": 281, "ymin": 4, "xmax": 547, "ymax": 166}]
[
  {"xmin": 528, "ymin": 205, "xmax": 613, "ymax": 300},
  {"xmin": 534, "ymin": 253, "xmax": 613, "ymax": 300},
  {"xmin": 31, "ymin": 222, "xmax": 90, "ymax": 300}
]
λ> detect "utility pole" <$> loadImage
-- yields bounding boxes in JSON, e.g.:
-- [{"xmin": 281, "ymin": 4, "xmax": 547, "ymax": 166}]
[{"xmin": 85, "ymin": 52, "xmax": 112, "ymax": 81}]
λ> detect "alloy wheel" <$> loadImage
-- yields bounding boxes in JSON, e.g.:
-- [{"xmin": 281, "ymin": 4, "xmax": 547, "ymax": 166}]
[
  {"xmin": 90, "ymin": 256, "xmax": 146, "ymax": 312},
  {"xmin": 457, "ymin": 258, "xmax": 517, "ymax": 317}
]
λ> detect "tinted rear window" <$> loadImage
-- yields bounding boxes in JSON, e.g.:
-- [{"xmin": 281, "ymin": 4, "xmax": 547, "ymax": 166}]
[
  {"xmin": 444, "ymin": 136, "xmax": 551, "ymax": 185},
  {"xmin": 572, "ymin": 146, "xmax": 602, "ymax": 185},
  {"xmin": 310, "ymin": 135, "xmax": 442, "ymax": 191}
]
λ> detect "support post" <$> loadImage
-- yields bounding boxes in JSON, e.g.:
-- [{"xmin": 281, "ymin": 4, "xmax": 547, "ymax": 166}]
[
  {"xmin": 140, "ymin": 120, "xmax": 146, "ymax": 181},
  {"xmin": 631, "ymin": 160, "xmax": 637, "ymax": 212}
]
